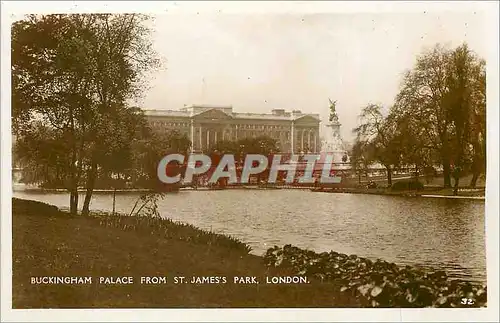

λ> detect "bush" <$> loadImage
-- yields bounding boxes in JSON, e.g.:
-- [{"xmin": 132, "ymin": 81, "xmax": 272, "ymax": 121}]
[
  {"xmin": 12, "ymin": 198, "xmax": 62, "ymax": 216},
  {"xmin": 423, "ymin": 166, "xmax": 438, "ymax": 184},
  {"xmin": 264, "ymin": 244, "xmax": 487, "ymax": 308},
  {"xmin": 391, "ymin": 180, "xmax": 424, "ymax": 191}
]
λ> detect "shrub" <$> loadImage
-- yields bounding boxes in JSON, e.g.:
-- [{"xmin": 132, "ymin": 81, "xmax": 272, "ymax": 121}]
[
  {"xmin": 391, "ymin": 180, "xmax": 424, "ymax": 191},
  {"xmin": 423, "ymin": 166, "xmax": 437, "ymax": 184},
  {"xmin": 264, "ymin": 244, "xmax": 487, "ymax": 308},
  {"xmin": 12, "ymin": 198, "xmax": 61, "ymax": 216}
]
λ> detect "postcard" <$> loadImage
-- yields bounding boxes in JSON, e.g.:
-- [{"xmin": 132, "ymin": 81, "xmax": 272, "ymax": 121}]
[{"xmin": 1, "ymin": 1, "xmax": 498, "ymax": 322}]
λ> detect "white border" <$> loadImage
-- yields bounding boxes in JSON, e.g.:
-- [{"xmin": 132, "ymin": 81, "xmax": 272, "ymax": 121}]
[{"xmin": 1, "ymin": 1, "xmax": 499, "ymax": 322}]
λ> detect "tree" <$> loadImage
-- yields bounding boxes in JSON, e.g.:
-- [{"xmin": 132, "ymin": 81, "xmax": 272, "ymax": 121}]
[
  {"xmin": 211, "ymin": 135, "xmax": 280, "ymax": 161},
  {"xmin": 388, "ymin": 107, "xmax": 437, "ymax": 177},
  {"xmin": 353, "ymin": 104, "xmax": 400, "ymax": 186},
  {"xmin": 393, "ymin": 43, "xmax": 485, "ymax": 191},
  {"xmin": 394, "ymin": 44, "xmax": 454, "ymax": 187},
  {"xmin": 130, "ymin": 129, "xmax": 191, "ymax": 189},
  {"xmin": 444, "ymin": 44, "xmax": 486, "ymax": 194},
  {"xmin": 350, "ymin": 139, "xmax": 370, "ymax": 184},
  {"xmin": 206, "ymin": 136, "xmax": 280, "ymax": 185},
  {"xmin": 468, "ymin": 58, "xmax": 486, "ymax": 188},
  {"xmin": 12, "ymin": 14, "xmax": 160, "ymax": 214},
  {"xmin": 236, "ymin": 135, "xmax": 281, "ymax": 155},
  {"xmin": 13, "ymin": 15, "xmax": 95, "ymax": 214},
  {"xmin": 210, "ymin": 140, "xmax": 239, "ymax": 155},
  {"xmin": 14, "ymin": 122, "xmax": 71, "ymax": 188}
]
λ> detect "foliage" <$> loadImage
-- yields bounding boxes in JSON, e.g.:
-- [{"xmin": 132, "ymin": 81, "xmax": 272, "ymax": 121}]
[
  {"xmin": 96, "ymin": 204, "xmax": 252, "ymax": 254},
  {"xmin": 237, "ymin": 136, "xmax": 281, "ymax": 155},
  {"xmin": 392, "ymin": 43, "xmax": 485, "ymax": 191},
  {"xmin": 129, "ymin": 129, "xmax": 191, "ymax": 188},
  {"xmin": 353, "ymin": 104, "xmax": 401, "ymax": 185},
  {"xmin": 349, "ymin": 140, "xmax": 371, "ymax": 182},
  {"xmin": 352, "ymin": 43, "xmax": 486, "ymax": 192},
  {"xmin": 12, "ymin": 198, "xmax": 62, "ymax": 217},
  {"xmin": 423, "ymin": 166, "xmax": 438, "ymax": 184},
  {"xmin": 264, "ymin": 245, "xmax": 487, "ymax": 308},
  {"xmin": 12, "ymin": 14, "xmax": 161, "ymax": 213},
  {"xmin": 128, "ymin": 192, "xmax": 165, "ymax": 218},
  {"xmin": 211, "ymin": 135, "xmax": 280, "ymax": 157},
  {"xmin": 390, "ymin": 180, "xmax": 424, "ymax": 191}
]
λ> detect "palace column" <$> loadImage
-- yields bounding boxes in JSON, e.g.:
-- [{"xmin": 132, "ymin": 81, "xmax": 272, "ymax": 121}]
[
  {"xmin": 317, "ymin": 129, "xmax": 321, "ymax": 152},
  {"xmin": 206, "ymin": 129, "xmax": 210, "ymax": 150},
  {"xmin": 307, "ymin": 130, "xmax": 311, "ymax": 152},
  {"xmin": 290, "ymin": 121, "xmax": 295, "ymax": 154},
  {"xmin": 301, "ymin": 129, "xmax": 304, "ymax": 152},
  {"xmin": 190, "ymin": 119, "xmax": 194, "ymax": 152},
  {"xmin": 314, "ymin": 133, "xmax": 317, "ymax": 153},
  {"xmin": 198, "ymin": 126, "xmax": 202, "ymax": 151}
]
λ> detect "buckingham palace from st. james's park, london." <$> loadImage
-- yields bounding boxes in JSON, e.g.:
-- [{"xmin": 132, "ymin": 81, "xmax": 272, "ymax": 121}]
[{"xmin": 143, "ymin": 105, "xmax": 321, "ymax": 154}]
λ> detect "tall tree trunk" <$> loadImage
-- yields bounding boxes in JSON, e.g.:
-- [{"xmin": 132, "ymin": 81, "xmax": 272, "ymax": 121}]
[
  {"xmin": 442, "ymin": 160, "xmax": 452, "ymax": 188},
  {"xmin": 385, "ymin": 165, "xmax": 392, "ymax": 187},
  {"xmin": 452, "ymin": 164, "xmax": 462, "ymax": 196},
  {"xmin": 69, "ymin": 157, "xmax": 79, "ymax": 215},
  {"xmin": 69, "ymin": 188, "xmax": 78, "ymax": 215},
  {"xmin": 469, "ymin": 140, "xmax": 482, "ymax": 188},
  {"xmin": 470, "ymin": 173, "xmax": 479, "ymax": 188},
  {"xmin": 453, "ymin": 176, "xmax": 460, "ymax": 196},
  {"xmin": 82, "ymin": 163, "xmax": 97, "ymax": 216},
  {"xmin": 469, "ymin": 153, "xmax": 480, "ymax": 188}
]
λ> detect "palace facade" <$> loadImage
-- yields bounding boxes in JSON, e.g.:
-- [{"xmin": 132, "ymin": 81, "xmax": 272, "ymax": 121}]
[{"xmin": 143, "ymin": 105, "xmax": 321, "ymax": 154}]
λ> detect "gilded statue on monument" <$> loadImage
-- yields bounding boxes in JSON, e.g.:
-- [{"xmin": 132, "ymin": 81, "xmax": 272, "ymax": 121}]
[{"xmin": 328, "ymin": 98, "xmax": 339, "ymax": 123}]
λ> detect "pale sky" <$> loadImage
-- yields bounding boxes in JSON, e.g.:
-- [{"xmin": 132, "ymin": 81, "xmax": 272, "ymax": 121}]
[{"xmin": 141, "ymin": 11, "xmax": 488, "ymax": 141}]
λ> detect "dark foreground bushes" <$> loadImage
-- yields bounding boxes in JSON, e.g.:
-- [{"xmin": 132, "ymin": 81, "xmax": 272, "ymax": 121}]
[
  {"xmin": 12, "ymin": 198, "xmax": 62, "ymax": 216},
  {"xmin": 391, "ymin": 180, "xmax": 424, "ymax": 191},
  {"xmin": 264, "ymin": 245, "xmax": 487, "ymax": 308}
]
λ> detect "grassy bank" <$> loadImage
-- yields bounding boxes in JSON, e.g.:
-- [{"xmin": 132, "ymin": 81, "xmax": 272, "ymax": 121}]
[
  {"xmin": 12, "ymin": 198, "xmax": 360, "ymax": 308},
  {"xmin": 311, "ymin": 185, "xmax": 485, "ymax": 198},
  {"xmin": 12, "ymin": 198, "xmax": 485, "ymax": 308}
]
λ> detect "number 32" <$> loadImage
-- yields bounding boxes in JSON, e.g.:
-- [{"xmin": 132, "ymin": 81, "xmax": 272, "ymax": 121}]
[{"xmin": 461, "ymin": 298, "xmax": 475, "ymax": 305}]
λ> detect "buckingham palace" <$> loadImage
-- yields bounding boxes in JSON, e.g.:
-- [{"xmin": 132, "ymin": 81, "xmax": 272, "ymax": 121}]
[{"xmin": 143, "ymin": 105, "xmax": 321, "ymax": 154}]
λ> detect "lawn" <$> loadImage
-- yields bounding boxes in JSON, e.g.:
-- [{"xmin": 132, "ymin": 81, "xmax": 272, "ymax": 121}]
[{"xmin": 12, "ymin": 198, "xmax": 360, "ymax": 308}]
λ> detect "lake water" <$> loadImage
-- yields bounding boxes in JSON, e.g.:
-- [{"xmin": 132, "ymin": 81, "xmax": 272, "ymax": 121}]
[{"xmin": 13, "ymin": 189, "xmax": 486, "ymax": 283}]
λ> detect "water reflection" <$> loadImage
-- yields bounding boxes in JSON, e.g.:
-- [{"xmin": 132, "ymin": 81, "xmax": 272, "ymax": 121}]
[{"xmin": 13, "ymin": 189, "xmax": 486, "ymax": 282}]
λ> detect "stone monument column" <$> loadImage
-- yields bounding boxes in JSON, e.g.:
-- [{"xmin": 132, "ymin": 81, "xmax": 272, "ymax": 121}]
[{"xmin": 321, "ymin": 99, "xmax": 347, "ymax": 164}]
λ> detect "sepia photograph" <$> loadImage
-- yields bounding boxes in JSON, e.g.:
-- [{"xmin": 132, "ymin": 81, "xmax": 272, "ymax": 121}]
[{"xmin": 1, "ymin": 1, "xmax": 499, "ymax": 322}]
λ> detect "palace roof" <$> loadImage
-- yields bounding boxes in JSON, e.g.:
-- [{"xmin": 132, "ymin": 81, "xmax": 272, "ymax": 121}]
[{"xmin": 143, "ymin": 105, "xmax": 320, "ymax": 122}]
